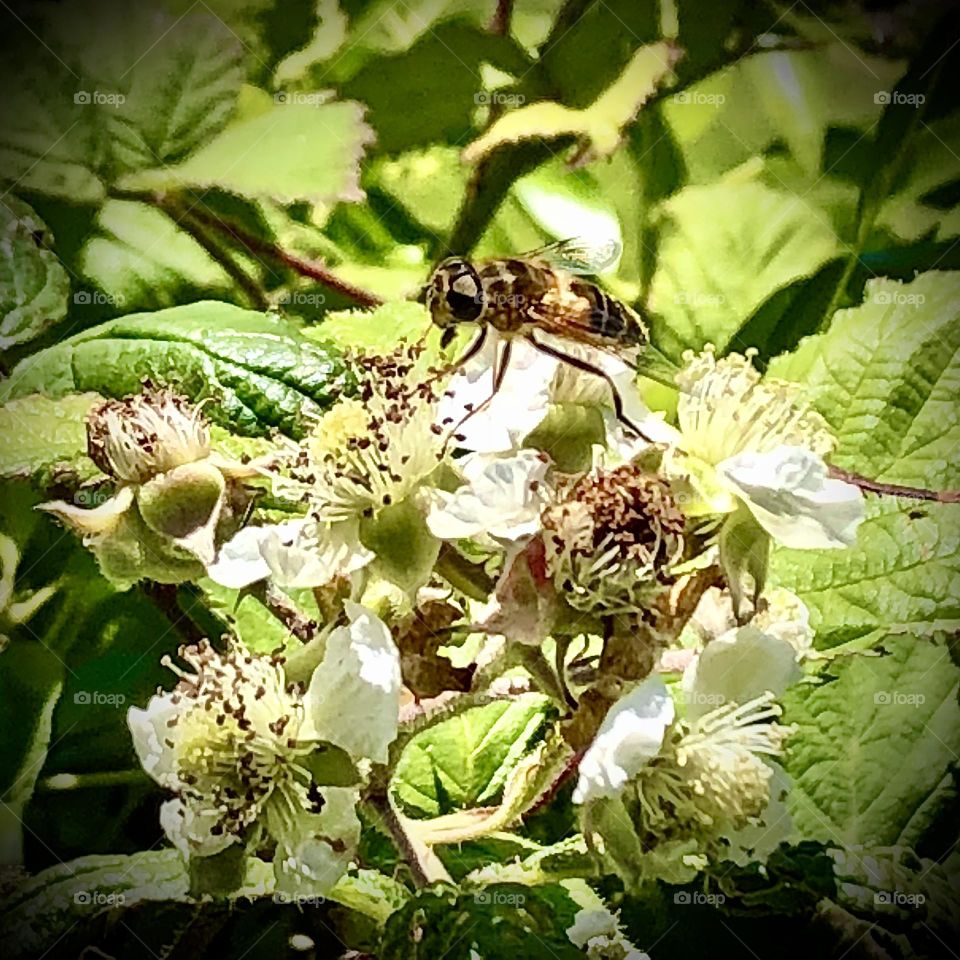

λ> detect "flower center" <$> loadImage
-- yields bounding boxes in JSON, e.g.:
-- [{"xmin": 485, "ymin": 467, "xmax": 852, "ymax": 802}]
[
  {"xmin": 676, "ymin": 348, "xmax": 834, "ymax": 465},
  {"xmin": 163, "ymin": 642, "xmax": 315, "ymax": 839},
  {"xmin": 542, "ymin": 465, "xmax": 686, "ymax": 612},
  {"xmin": 87, "ymin": 389, "xmax": 210, "ymax": 484},
  {"xmin": 292, "ymin": 346, "xmax": 445, "ymax": 520}
]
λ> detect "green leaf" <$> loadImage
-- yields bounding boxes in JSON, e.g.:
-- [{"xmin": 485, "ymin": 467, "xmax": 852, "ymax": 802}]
[
  {"xmin": 340, "ymin": 24, "xmax": 526, "ymax": 156},
  {"xmin": 0, "ymin": 640, "xmax": 64, "ymax": 863},
  {"xmin": 0, "ymin": 198, "xmax": 70, "ymax": 351},
  {"xmin": 121, "ymin": 101, "xmax": 373, "ymax": 206},
  {"xmin": 0, "ymin": 2, "xmax": 245, "ymax": 200},
  {"xmin": 79, "ymin": 201, "xmax": 236, "ymax": 312},
  {"xmin": 831, "ymin": 845, "xmax": 960, "ymax": 953},
  {"xmin": 0, "ymin": 851, "xmax": 189, "ymax": 960},
  {"xmin": 783, "ymin": 634, "xmax": 960, "ymax": 848},
  {"xmin": 43, "ymin": 1, "xmax": 245, "ymax": 173},
  {"xmin": 769, "ymin": 273, "xmax": 960, "ymax": 488},
  {"xmin": 379, "ymin": 883, "xmax": 583, "ymax": 960},
  {"xmin": 328, "ymin": 868, "xmax": 410, "ymax": 925},
  {"xmin": 464, "ymin": 42, "xmax": 679, "ymax": 164},
  {"xmin": 314, "ymin": 300, "xmax": 429, "ymax": 351},
  {"xmin": 768, "ymin": 274, "xmax": 960, "ymax": 642},
  {"xmin": 0, "ymin": 393, "xmax": 102, "ymax": 481},
  {"xmin": 0, "ymin": 302, "xmax": 352, "ymax": 438},
  {"xmin": 391, "ymin": 694, "xmax": 552, "ymax": 818},
  {"xmin": 647, "ymin": 178, "xmax": 840, "ymax": 359}
]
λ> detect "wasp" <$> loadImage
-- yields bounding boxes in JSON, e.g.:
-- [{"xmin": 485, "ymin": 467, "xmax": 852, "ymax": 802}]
[{"xmin": 424, "ymin": 238, "xmax": 652, "ymax": 439}]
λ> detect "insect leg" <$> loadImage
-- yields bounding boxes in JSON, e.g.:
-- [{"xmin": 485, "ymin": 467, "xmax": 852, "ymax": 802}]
[
  {"xmin": 428, "ymin": 325, "xmax": 488, "ymax": 383},
  {"xmin": 525, "ymin": 334, "xmax": 655, "ymax": 442},
  {"xmin": 442, "ymin": 337, "xmax": 513, "ymax": 453}
]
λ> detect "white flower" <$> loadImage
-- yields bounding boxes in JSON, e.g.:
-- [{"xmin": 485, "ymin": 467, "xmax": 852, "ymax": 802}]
[
  {"xmin": 665, "ymin": 348, "xmax": 864, "ymax": 549},
  {"xmin": 721, "ymin": 761, "xmax": 794, "ymax": 866},
  {"xmin": 127, "ymin": 604, "xmax": 400, "ymax": 888},
  {"xmin": 682, "ymin": 625, "xmax": 802, "ymax": 721},
  {"xmin": 426, "ymin": 449, "xmax": 550, "ymax": 543},
  {"xmin": 438, "ymin": 332, "xmax": 672, "ymax": 455},
  {"xmin": 689, "ymin": 586, "xmax": 813, "ymax": 659},
  {"xmin": 86, "ymin": 389, "xmax": 211, "ymax": 484},
  {"xmin": 635, "ymin": 695, "xmax": 791, "ymax": 837},
  {"xmin": 573, "ymin": 676, "xmax": 675, "ymax": 804},
  {"xmin": 567, "ymin": 906, "xmax": 649, "ymax": 960},
  {"xmin": 302, "ymin": 601, "xmax": 402, "ymax": 764},
  {"xmin": 288, "ymin": 346, "xmax": 445, "ymax": 522},
  {"xmin": 208, "ymin": 518, "xmax": 374, "ymax": 589}
]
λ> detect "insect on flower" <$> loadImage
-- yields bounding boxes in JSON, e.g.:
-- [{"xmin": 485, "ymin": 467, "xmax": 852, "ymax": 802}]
[{"xmin": 424, "ymin": 238, "xmax": 654, "ymax": 440}]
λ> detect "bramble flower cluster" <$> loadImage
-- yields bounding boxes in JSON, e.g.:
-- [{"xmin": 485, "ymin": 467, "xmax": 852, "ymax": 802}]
[{"xmin": 46, "ymin": 329, "xmax": 867, "ymax": 903}]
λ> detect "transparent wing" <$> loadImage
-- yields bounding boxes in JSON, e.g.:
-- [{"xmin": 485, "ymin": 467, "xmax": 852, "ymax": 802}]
[{"xmin": 522, "ymin": 237, "xmax": 622, "ymax": 275}]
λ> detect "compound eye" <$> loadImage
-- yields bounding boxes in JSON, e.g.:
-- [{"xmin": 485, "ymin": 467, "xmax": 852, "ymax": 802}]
[{"xmin": 445, "ymin": 270, "xmax": 484, "ymax": 322}]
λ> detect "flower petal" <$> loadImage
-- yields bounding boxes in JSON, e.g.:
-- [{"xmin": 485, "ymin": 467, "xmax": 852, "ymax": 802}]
[
  {"xmin": 302, "ymin": 602, "xmax": 401, "ymax": 763},
  {"xmin": 718, "ymin": 446, "xmax": 864, "ymax": 548},
  {"xmin": 206, "ymin": 524, "xmax": 274, "ymax": 588},
  {"xmin": 573, "ymin": 676, "xmax": 675, "ymax": 804},
  {"xmin": 38, "ymin": 486, "xmax": 136, "ymax": 538},
  {"xmin": 274, "ymin": 787, "xmax": 361, "ymax": 897},
  {"xmin": 262, "ymin": 519, "xmax": 373, "ymax": 588},
  {"xmin": 427, "ymin": 449, "xmax": 549, "ymax": 542},
  {"xmin": 128, "ymin": 695, "xmax": 183, "ymax": 790},
  {"xmin": 682, "ymin": 625, "xmax": 802, "ymax": 720},
  {"xmin": 159, "ymin": 797, "xmax": 236, "ymax": 858},
  {"xmin": 436, "ymin": 334, "xmax": 555, "ymax": 453}
]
